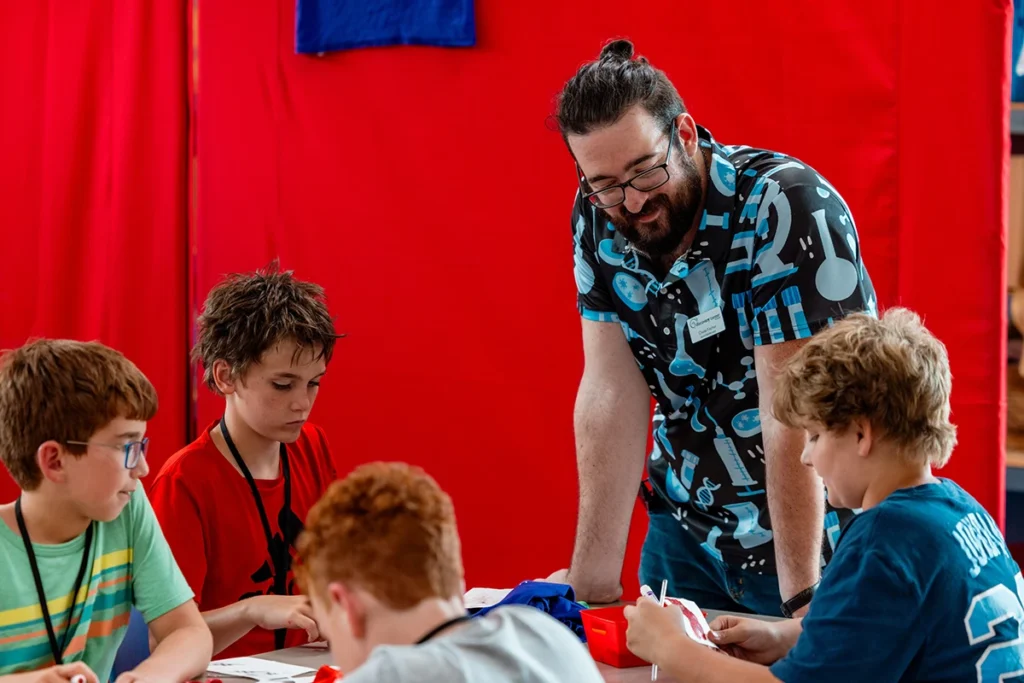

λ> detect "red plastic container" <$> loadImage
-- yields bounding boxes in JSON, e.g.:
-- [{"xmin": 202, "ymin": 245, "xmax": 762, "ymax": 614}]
[{"xmin": 580, "ymin": 605, "xmax": 649, "ymax": 669}]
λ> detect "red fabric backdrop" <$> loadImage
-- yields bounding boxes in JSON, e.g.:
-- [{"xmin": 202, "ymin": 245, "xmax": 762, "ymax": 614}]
[
  {"xmin": 194, "ymin": 0, "xmax": 1010, "ymax": 593},
  {"xmin": 0, "ymin": 1, "xmax": 1009, "ymax": 595},
  {"xmin": 0, "ymin": 1, "xmax": 190, "ymax": 500}
]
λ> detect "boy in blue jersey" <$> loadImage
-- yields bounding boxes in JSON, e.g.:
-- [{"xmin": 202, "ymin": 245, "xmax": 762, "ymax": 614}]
[{"xmin": 623, "ymin": 308, "xmax": 1024, "ymax": 682}]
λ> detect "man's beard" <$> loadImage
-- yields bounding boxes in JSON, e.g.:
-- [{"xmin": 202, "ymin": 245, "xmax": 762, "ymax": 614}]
[{"xmin": 609, "ymin": 155, "xmax": 703, "ymax": 260}]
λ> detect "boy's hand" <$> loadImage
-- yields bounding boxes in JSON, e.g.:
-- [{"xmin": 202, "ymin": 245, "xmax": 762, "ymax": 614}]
[
  {"xmin": 113, "ymin": 672, "xmax": 155, "ymax": 683},
  {"xmin": 29, "ymin": 663, "xmax": 100, "ymax": 683},
  {"xmin": 623, "ymin": 598, "xmax": 692, "ymax": 665},
  {"xmin": 708, "ymin": 615, "xmax": 788, "ymax": 664},
  {"xmin": 244, "ymin": 595, "xmax": 320, "ymax": 642}
]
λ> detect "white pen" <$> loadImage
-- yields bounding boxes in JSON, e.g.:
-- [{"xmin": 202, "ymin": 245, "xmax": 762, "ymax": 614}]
[
  {"xmin": 652, "ymin": 579, "xmax": 667, "ymax": 681},
  {"xmin": 70, "ymin": 676, "xmax": 86, "ymax": 683}
]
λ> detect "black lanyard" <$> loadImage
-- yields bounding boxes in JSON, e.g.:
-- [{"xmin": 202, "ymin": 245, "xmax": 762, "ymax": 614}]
[
  {"xmin": 415, "ymin": 615, "xmax": 473, "ymax": 645},
  {"xmin": 220, "ymin": 416, "xmax": 291, "ymax": 650},
  {"xmin": 15, "ymin": 497, "xmax": 94, "ymax": 665}
]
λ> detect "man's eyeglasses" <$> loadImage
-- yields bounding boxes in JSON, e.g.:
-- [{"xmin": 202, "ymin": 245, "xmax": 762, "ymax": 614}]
[
  {"xmin": 65, "ymin": 438, "xmax": 149, "ymax": 469},
  {"xmin": 578, "ymin": 122, "xmax": 677, "ymax": 210}
]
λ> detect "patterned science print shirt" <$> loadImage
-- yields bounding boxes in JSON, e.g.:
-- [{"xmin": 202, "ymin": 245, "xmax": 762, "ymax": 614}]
[{"xmin": 571, "ymin": 125, "xmax": 876, "ymax": 573}]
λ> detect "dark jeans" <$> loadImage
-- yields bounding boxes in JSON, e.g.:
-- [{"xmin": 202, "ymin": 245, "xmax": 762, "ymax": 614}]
[{"xmin": 639, "ymin": 509, "xmax": 785, "ymax": 617}]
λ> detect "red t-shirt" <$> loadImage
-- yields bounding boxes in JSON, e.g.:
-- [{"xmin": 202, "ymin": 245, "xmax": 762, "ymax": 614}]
[{"xmin": 150, "ymin": 421, "xmax": 337, "ymax": 658}]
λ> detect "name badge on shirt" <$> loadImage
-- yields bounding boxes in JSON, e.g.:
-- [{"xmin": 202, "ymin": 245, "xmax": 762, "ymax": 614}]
[{"xmin": 687, "ymin": 307, "xmax": 726, "ymax": 343}]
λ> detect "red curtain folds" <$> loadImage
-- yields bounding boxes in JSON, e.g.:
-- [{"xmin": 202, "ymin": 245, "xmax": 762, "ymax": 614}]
[
  {"xmin": 194, "ymin": 0, "xmax": 1010, "ymax": 592},
  {"xmin": 0, "ymin": 0, "xmax": 1009, "ymax": 593},
  {"xmin": 0, "ymin": 1, "xmax": 190, "ymax": 499}
]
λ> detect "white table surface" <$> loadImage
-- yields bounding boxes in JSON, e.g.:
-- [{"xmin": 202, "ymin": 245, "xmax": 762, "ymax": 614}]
[{"xmin": 211, "ymin": 609, "xmax": 780, "ymax": 683}]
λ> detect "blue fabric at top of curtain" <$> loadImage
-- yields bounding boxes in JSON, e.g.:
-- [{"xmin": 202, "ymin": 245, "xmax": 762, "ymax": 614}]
[
  {"xmin": 296, "ymin": 0, "xmax": 475, "ymax": 54},
  {"xmin": 471, "ymin": 581, "xmax": 589, "ymax": 642},
  {"xmin": 1014, "ymin": 0, "xmax": 1024, "ymax": 101}
]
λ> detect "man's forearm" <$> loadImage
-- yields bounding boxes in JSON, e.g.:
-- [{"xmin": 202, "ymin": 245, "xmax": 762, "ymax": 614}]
[
  {"xmin": 763, "ymin": 417, "xmax": 823, "ymax": 602},
  {"xmin": 568, "ymin": 372, "xmax": 650, "ymax": 601},
  {"xmin": 134, "ymin": 625, "xmax": 212, "ymax": 682}
]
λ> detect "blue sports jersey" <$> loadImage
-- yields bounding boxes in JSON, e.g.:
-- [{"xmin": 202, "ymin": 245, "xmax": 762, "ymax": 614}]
[{"xmin": 771, "ymin": 479, "xmax": 1024, "ymax": 682}]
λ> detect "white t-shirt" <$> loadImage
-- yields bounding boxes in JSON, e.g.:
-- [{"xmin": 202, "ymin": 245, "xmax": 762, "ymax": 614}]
[{"xmin": 342, "ymin": 606, "xmax": 605, "ymax": 683}]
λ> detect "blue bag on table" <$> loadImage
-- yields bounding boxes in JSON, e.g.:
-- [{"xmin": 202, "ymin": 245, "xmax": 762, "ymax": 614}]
[{"xmin": 471, "ymin": 581, "xmax": 589, "ymax": 642}]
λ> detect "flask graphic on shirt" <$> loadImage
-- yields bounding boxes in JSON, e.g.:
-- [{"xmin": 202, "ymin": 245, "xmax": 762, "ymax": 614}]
[
  {"xmin": 701, "ymin": 526, "xmax": 724, "ymax": 561},
  {"xmin": 687, "ymin": 395, "xmax": 707, "ymax": 433},
  {"xmin": 654, "ymin": 368, "xmax": 689, "ymax": 414},
  {"xmin": 781, "ymin": 286, "xmax": 811, "ymax": 338},
  {"xmin": 705, "ymin": 407, "xmax": 764, "ymax": 497},
  {"xmin": 666, "ymin": 450, "xmax": 700, "ymax": 504},
  {"xmin": 723, "ymin": 502, "xmax": 773, "ymax": 549},
  {"xmin": 669, "ymin": 314, "xmax": 706, "ymax": 379},
  {"xmin": 654, "ymin": 422, "xmax": 676, "ymax": 460},
  {"xmin": 731, "ymin": 292, "xmax": 754, "ymax": 351}
]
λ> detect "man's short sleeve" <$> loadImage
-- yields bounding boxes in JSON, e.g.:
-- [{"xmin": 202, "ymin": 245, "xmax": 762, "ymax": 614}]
[
  {"xmin": 745, "ymin": 168, "xmax": 874, "ymax": 345},
  {"xmin": 571, "ymin": 193, "xmax": 619, "ymax": 323}
]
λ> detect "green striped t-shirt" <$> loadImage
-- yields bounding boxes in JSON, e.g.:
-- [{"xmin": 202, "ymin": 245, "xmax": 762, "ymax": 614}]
[{"xmin": 0, "ymin": 486, "xmax": 193, "ymax": 680}]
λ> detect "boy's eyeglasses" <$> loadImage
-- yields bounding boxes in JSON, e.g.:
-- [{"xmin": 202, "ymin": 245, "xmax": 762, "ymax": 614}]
[{"xmin": 65, "ymin": 438, "xmax": 149, "ymax": 469}]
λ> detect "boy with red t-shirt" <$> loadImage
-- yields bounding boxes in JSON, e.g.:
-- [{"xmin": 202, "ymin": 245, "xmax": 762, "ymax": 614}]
[{"xmin": 150, "ymin": 263, "xmax": 341, "ymax": 657}]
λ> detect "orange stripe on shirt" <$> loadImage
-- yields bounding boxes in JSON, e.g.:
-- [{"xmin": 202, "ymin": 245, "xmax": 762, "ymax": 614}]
[
  {"xmin": 0, "ymin": 573, "xmax": 131, "ymax": 647},
  {"xmin": 96, "ymin": 575, "xmax": 130, "ymax": 591},
  {"xmin": 61, "ymin": 611, "xmax": 132, "ymax": 658}
]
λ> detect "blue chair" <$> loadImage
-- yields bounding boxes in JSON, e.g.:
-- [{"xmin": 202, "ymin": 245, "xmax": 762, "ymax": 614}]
[{"xmin": 111, "ymin": 608, "xmax": 150, "ymax": 681}]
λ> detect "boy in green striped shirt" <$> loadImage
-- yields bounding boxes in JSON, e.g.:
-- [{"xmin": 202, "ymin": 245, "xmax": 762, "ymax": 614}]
[{"xmin": 0, "ymin": 340, "xmax": 212, "ymax": 683}]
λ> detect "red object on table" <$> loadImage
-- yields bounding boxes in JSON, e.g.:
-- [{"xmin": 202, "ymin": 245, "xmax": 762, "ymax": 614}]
[
  {"xmin": 580, "ymin": 606, "xmax": 648, "ymax": 669},
  {"xmin": 312, "ymin": 664, "xmax": 341, "ymax": 682}
]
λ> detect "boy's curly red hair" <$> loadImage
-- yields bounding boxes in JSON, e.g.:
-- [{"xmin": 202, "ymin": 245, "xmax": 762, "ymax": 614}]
[{"xmin": 296, "ymin": 462, "xmax": 464, "ymax": 609}]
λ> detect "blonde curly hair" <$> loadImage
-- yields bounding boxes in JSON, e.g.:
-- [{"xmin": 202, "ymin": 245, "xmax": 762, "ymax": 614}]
[{"xmin": 772, "ymin": 308, "xmax": 957, "ymax": 467}]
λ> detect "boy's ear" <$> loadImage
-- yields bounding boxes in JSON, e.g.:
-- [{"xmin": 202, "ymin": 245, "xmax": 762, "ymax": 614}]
[
  {"xmin": 212, "ymin": 360, "xmax": 237, "ymax": 395},
  {"xmin": 36, "ymin": 440, "xmax": 70, "ymax": 484},
  {"xmin": 854, "ymin": 418, "xmax": 873, "ymax": 458},
  {"xmin": 331, "ymin": 582, "xmax": 368, "ymax": 640}
]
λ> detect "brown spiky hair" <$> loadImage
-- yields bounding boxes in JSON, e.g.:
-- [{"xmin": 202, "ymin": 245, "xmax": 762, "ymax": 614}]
[{"xmin": 192, "ymin": 261, "xmax": 340, "ymax": 392}]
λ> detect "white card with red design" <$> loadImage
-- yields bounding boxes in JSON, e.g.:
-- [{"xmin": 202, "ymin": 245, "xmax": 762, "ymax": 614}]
[
  {"xmin": 664, "ymin": 596, "xmax": 718, "ymax": 649},
  {"xmin": 640, "ymin": 585, "xmax": 718, "ymax": 650}
]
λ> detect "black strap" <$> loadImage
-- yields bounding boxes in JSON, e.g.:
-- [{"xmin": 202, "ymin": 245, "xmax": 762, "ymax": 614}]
[
  {"xmin": 415, "ymin": 615, "xmax": 473, "ymax": 645},
  {"xmin": 15, "ymin": 497, "xmax": 94, "ymax": 665},
  {"xmin": 220, "ymin": 416, "xmax": 291, "ymax": 650}
]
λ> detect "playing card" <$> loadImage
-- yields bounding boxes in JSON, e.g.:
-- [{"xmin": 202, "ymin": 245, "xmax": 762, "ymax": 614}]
[{"xmin": 663, "ymin": 596, "xmax": 718, "ymax": 649}]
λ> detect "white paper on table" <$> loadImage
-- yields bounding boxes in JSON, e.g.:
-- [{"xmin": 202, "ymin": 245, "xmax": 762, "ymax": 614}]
[
  {"xmin": 463, "ymin": 587, "xmax": 512, "ymax": 609},
  {"xmin": 664, "ymin": 596, "xmax": 719, "ymax": 649},
  {"xmin": 207, "ymin": 657, "xmax": 316, "ymax": 680}
]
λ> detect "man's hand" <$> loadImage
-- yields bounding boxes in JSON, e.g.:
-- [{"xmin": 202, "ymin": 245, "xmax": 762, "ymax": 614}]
[
  {"xmin": 564, "ymin": 320, "xmax": 651, "ymax": 606},
  {"xmin": 244, "ymin": 595, "xmax": 320, "ymax": 642},
  {"xmin": 113, "ymin": 672, "xmax": 153, "ymax": 683},
  {"xmin": 708, "ymin": 615, "xmax": 791, "ymax": 665},
  {"xmin": 20, "ymin": 663, "xmax": 99, "ymax": 683},
  {"xmin": 543, "ymin": 568, "xmax": 622, "ymax": 604}
]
